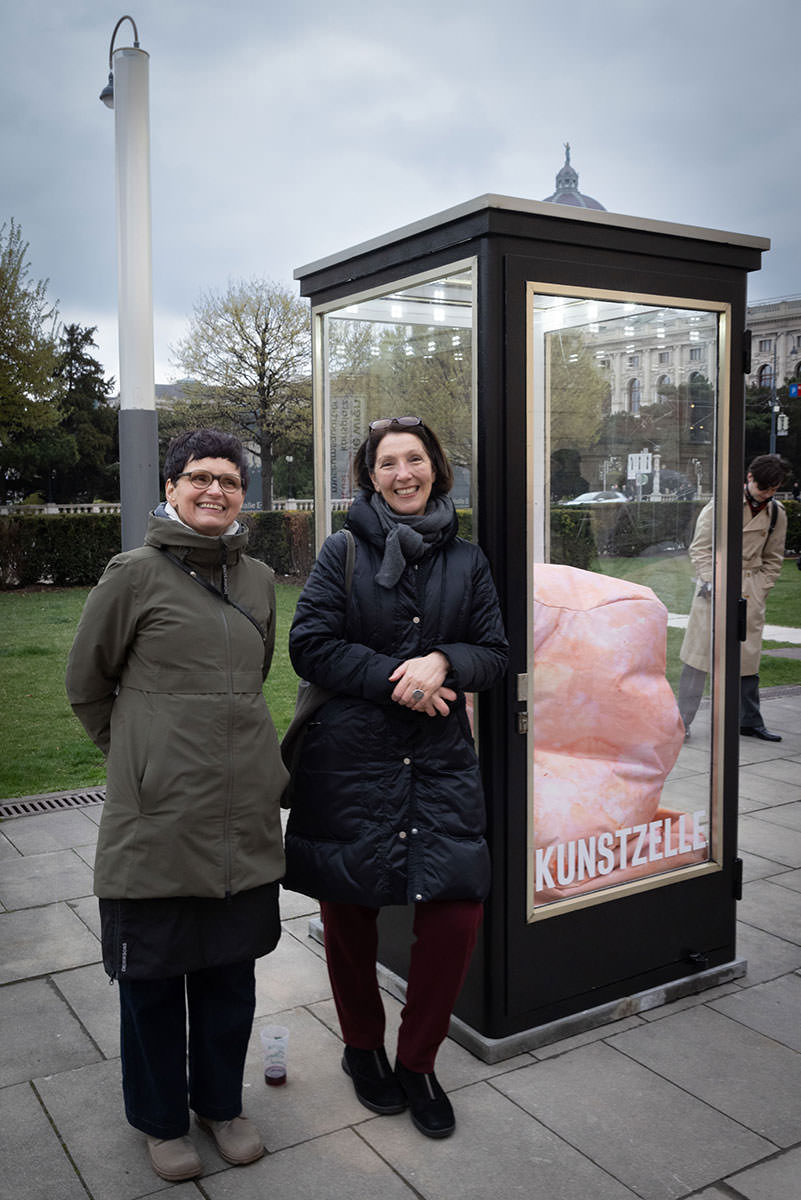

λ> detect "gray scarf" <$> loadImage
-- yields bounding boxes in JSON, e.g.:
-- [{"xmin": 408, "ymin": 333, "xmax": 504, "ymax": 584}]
[{"xmin": 370, "ymin": 492, "xmax": 456, "ymax": 588}]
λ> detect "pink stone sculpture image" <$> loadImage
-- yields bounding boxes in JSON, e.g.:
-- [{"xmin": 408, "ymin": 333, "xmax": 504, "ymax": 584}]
[{"xmin": 532, "ymin": 564, "xmax": 707, "ymax": 905}]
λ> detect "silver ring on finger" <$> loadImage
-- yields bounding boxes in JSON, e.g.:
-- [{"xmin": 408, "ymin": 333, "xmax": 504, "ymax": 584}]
[{"xmin": 411, "ymin": 689, "xmax": 424, "ymax": 702}]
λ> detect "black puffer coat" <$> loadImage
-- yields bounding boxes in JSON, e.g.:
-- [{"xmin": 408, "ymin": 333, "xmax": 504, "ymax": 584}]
[{"xmin": 283, "ymin": 495, "xmax": 508, "ymax": 906}]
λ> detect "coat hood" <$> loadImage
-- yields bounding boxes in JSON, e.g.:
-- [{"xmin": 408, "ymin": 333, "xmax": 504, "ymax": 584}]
[{"xmin": 144, "ymin": 505, "xmax": 250, "ymax": 566}]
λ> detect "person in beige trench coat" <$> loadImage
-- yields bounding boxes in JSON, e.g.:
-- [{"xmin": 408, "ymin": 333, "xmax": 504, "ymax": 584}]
[{"xmin": 678, "ymin": 453, "xmax": 789, "ymax": 741}]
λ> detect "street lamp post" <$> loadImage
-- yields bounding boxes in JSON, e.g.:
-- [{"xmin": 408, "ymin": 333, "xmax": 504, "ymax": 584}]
[{"xmin": 100, "ymin": 15, "xmax": 160, "ymax": 550}]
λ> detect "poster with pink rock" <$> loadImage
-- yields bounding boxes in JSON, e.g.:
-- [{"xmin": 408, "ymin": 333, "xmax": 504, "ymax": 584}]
[{"xmin": 529, "ymin": 564, "xmax": 708, "ymax": 914}]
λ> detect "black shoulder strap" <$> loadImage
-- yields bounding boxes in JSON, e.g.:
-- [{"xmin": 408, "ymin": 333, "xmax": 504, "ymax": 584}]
[
  {"xmin": 159, "ymin": 547, "xmax": 266, "ymax": 642},
  {"xmin": 768, "ymin": 498, "xmax": 778, "ymax": 537},
  {"xmin": 341, "ymin": 528, "xmax": 355, "ymax": 594}
]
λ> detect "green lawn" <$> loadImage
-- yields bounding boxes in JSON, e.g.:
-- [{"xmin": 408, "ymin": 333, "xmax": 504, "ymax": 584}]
[
  {"xmin": 598, "ymin": 554, "xmax": 799, "ymax": 624},
  {"xmin": 598, "ymin": 556, "xmax": 801, "ymax": 691},
  {"xmin": 1, "ymin": 560, "xmax": 798, "ymax": 800},
  {"xmin": 0, "ymin": 581, "xmax": 302, "ymax": 800}
]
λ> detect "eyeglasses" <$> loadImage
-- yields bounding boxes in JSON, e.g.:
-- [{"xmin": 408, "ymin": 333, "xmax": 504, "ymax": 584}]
[
  {"xmin": 368, "ymin": 416, "xmax": 423, "ymax": 432},
  {"xmin": 175, "ymin": 470, "xmax": 243, "ymax": 494}
]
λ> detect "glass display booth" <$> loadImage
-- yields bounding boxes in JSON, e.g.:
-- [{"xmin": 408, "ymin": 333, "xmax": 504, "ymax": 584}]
[{"xmin": 294, "ymin": 196, "xmax": 768, "ymax": 1058}]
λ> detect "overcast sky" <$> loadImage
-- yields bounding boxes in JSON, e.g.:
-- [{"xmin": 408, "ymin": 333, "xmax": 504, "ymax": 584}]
[{"xmin": 3, "ymin": 0, "xmax": 800, "ymax": 385}]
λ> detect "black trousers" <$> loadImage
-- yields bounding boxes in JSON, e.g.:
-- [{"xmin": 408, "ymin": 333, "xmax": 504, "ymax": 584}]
[
  {"xmin": 118, "ymin": 959, "xmax": 256, "ymax": 1140},
  {"xmin": 678, "ymin": 665, "xmax": 763, "ymax": 731}
]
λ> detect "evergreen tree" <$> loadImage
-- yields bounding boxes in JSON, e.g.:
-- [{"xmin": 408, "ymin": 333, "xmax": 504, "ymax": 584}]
[{"xmin": 51, "ymin": 324, "xmax": 118, "ymax": 502}]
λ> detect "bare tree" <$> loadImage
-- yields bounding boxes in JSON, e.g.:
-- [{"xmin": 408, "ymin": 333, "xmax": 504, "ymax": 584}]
[{"xmin": 171, "ymin": 279, "xmax": 311, "ymax": 509}]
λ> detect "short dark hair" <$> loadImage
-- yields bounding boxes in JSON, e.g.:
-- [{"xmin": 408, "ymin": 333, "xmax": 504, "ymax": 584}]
[
  {"xmin": 352, "ymin": 419, "xmax": 454, "ymax": 497},
  {"xmin": 747, "ymin": 453, "xmax": 790, "ymax": 490},
  {"xmin": 163, "ymin": 429, "xmax": 249, "ymax": 490}
]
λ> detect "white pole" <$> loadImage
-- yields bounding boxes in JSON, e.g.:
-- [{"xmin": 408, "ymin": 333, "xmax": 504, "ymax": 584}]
[{"xmin": 112, "ymin": 43, "xmax": 159, "ymax": 548}]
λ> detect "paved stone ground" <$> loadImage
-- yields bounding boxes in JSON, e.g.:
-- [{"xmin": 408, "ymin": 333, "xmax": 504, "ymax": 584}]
[{"xmin": 1, "ymin": 689, "xmax": 800, "ymax": 1200}]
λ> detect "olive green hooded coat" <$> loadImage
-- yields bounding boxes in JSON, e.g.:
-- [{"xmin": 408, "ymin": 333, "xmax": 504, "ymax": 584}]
[{"xmin": 66, "ymin": 510, "xmax": 287, "ymax": 900}]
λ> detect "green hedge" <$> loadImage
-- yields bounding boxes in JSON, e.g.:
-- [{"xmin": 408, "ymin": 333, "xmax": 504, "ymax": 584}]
[
  {"xmin": 3, "ymin": 500, "xmax": 797, "ymax": 590},
  {"xmin": 0, "ymin": 514, "xmax": 123, "ymax": 588},
  {"xmin": 0, "ymin": 511, "xmax": 314, "ymax": 589}
]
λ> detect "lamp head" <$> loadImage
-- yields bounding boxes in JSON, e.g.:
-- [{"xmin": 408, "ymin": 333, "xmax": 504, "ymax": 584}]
[
  {"xmin": 99, "ymin": 16, "xmax": 141, "ymax": 109},
  {"xmin": 99, "ymin": 71, "xmax": 114, "ymax": 108}
]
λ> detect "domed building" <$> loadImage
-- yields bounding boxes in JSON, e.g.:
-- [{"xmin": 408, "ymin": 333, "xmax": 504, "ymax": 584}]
[{"xmin": 543, "ymin": 143, "xmax": 606, "ymax": 211}]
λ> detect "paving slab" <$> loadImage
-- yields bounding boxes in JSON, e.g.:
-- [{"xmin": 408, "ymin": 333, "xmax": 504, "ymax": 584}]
[
  {"xmin": 361, "ymin": 1078, "xmax": 638, "ymax": 1200},
  {"xmin": 201, "ymin": 1128, "xmax": 419, "ymax": 1200},
  {"xmin": 608, "ymin": 1005, "xmax": 801, "ymax": 1147},
  {"xmin": 1, "ymin": 809, "xmax": 99, "ymax": 855},
  {"xmin": 242, "ymin": 1007, "xmax": 382, "ymax": 1152},
  {"xmin": 767, "ymin": 866, "xmax": 801, "ymax": 893},
  {"xmin": 739, "ymin": 878, "xmax": 801, "ymax": 945},
  {"xmin": 726, "ymin": 1146, "xmax": 801, "ymax": 1200},
  {"xmin": 739, "ymin": 756, "xmax": 801, "ymax": 789},
  {"xmin": 709, "ymin": 972, "xmax": 801, "ymax": 1052},
  {"xmin": 0, "ymin": 1081, "xmax": 88, "ymax": 1200},
  {"xmin": 0, "ymin": 901, "xmax": 100, "ymax": 983},
  {"xmin": 734, "ymin": 920, "xmax": 801, "ymax": 984},
  {"xmin": 278, "ymin": 886, "xmax": 319, "ymax": 921},
  {"xmin": 492, "ymin": 1041, "xmax": 773, "ymax": 1200},
  {"xmin": 738, "ymin": 849, "xmax": 791, "ymax": 882},
  {"xmin": 52, "ymin": 963, "xmax": 120, "ymax": 1059},
  {"xmin": 736, "ymin": 815, "xmax": 801, "ymax": 869},
  {"xmin": 755, "ymin": 800, "xmax": 801, "ymax": 832},
  {"xmin": 35, "ymin": 1058, "xmax": 194, "ymax": 1200},
  {"xmin": 281, "ymin": 915, "xmax": 327, "ymax": 961},
  {"xmin": 0, "ymin": 830, "xmax": 20, "ymax": 861},
  {"xmin": 67, "ymin": 894, "xmax": 102, "ymax": 938},
  {"xmin": 0, "ymin": 848, "xmax": 94, "ymax": 909},
  {"xmin": 0, "ymin": 977, "xmax": 102, "ymax": 1086},
  {"xmin": 253, "ymin": 927, "xmax": 332, "ymax": 1017}
]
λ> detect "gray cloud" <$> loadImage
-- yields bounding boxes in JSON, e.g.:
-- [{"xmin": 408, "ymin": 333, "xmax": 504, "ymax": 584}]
[{"xmin": 3, "ymin": 0, "xmax": 799, "ymax": 383}]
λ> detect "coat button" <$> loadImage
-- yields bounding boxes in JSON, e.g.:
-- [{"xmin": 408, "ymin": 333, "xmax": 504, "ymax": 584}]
[
  {"xmin": 403, "ymin": 756, "xmax": 411, "ymax": 765},
  {"xmin": 411, "ymin": 827, "xmax": 418, "ymax": 834},
  {"xmin": 398, "ymin": 830, "xmax": 407, "ymax": 840},
  {"xmin": 415, "ymin": 893, "xmax": 423, "ymax": 901},
  {"xmin": 412, "ymin": 615, "xmax": 420, "ymax": 624}
]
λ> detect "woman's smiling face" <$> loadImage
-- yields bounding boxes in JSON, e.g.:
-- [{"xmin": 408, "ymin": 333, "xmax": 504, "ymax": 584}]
[
  {"xmin": 369, "ymin": 431, "xmax": 436, "ymax": 516},
  {"xmin": 164, "ymin": 456, "xmax": 245, "ymax": 536}
]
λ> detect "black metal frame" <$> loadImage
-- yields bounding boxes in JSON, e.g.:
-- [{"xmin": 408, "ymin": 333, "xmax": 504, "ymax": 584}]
[{"xmin": 295, "ymin": 198, "xmax": 765, "ymax": 1040}]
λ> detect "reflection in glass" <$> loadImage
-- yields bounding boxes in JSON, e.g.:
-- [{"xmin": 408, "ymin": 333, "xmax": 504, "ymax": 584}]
[
  {"xmin": 528, "ymin": 289, "xmax": 723, "ymax": 918},
  {"xmin": 318, "ymin": 268, "xmax": 475, "ymax": 515}
]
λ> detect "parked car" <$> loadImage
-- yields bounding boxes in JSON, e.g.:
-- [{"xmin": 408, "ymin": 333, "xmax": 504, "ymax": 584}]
[{"xmin": 561, "ymin": 490, "xmax": 630, "ymax": 505}]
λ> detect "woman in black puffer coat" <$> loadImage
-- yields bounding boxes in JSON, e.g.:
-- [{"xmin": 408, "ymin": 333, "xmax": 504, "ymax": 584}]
[{"xmin": 284, "ymin": 417, "xmax": 507, "ymax": 1138}]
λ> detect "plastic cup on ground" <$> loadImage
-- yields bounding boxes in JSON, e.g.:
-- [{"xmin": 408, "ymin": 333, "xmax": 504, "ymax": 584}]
[{"xmin": 260, "ymin": 1025, "xmax": 289, "ymax": 1086}]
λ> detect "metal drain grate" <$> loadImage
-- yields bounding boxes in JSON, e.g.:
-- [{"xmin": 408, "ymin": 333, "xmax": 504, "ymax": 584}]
[{"xmin": 0, "ymin": 788, "xmax": 106, "ymax": 819}]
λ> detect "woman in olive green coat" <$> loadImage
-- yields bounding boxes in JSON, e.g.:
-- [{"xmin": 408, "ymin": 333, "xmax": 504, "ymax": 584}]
[{"xmin": 66, "ymin": 430, "xmax": 287, "ymax": 1183}]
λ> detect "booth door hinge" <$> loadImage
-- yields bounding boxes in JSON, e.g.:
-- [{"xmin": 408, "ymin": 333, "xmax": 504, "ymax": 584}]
[
  {"xmin": 515, "ymin": 673, "xmax": 528, "ymax": 735},
  {"xmin": 733, "ymin": 857, "xmax": 744, "ymax": 901}
]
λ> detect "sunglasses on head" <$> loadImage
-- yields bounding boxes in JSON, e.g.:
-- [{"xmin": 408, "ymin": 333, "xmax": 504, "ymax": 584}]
[{"xmin": 368, "ymin": 416, "xmax": 423, "ymax": 432}]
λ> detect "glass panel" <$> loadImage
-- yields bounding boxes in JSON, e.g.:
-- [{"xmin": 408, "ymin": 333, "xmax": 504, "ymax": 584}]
[
  {"xmin": 527, "ymin": 288, "xmax": 724, "ymax": 919},
  {"xmin": 316, "ymin": 266, "xmax": 475, "ymax": 528}
]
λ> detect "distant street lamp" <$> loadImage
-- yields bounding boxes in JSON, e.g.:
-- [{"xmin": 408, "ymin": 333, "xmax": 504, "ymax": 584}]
[
  {"xmin": 100, "ymin": 15, "xmax": 159, "ymax": 549},
  {"xmin": 770, "ymin": 332, "xmax": 779, "ymax": 455}
]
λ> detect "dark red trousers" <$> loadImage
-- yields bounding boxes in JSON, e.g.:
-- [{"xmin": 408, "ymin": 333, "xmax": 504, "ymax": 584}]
[{"xmin": 320, "ymin": 899, "xmax": 483, "ymax": 1073}]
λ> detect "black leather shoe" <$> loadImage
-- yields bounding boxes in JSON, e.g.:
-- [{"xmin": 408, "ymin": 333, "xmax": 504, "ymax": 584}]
[
  {"xmin": 740, "ymin": 725, "xmax": 782, "ymax": 742},
  {"xmin": 394, "ymin": 1059, "xmax": 455, "ymax": 1139},
  {"xmin": 342, "ymin": 1046, "xmax": 407, "ymax": 1115}
]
